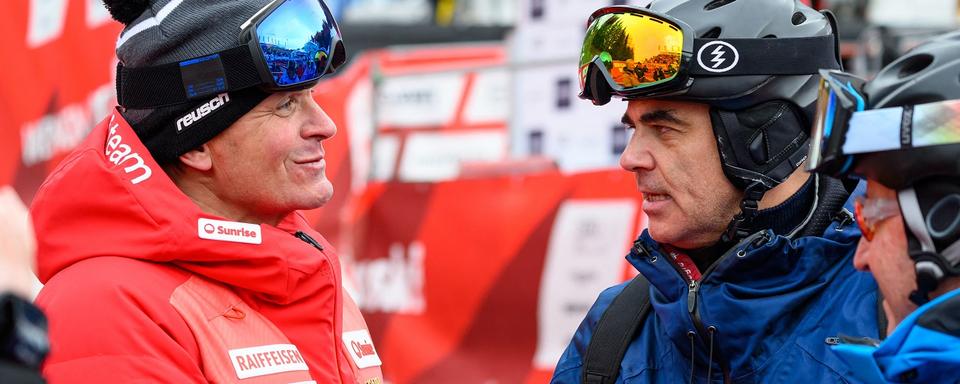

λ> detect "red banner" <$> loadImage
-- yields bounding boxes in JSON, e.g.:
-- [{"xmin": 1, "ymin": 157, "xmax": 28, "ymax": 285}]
[
  {"xmin": 0, "ymin": 0, "xmax": 122, "ymax": 194},
  {"xmin": 347, "ymin": 170, "xmax": 644, "ymax": 383}
]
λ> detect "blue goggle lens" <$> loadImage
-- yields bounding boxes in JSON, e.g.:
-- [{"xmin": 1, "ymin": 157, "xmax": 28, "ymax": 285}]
[
  {"xmin": 256, "ymin": 0, "xmax": 342, "ymax": 87},
  {"xmin": 807, "ymin": 70, "xmax": 868, "ymax": 175}
]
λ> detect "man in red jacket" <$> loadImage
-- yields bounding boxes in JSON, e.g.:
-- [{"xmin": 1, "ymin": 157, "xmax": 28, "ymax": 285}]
[{"xmin": 29, "ymin": 0, "xmax": 382, "ymax": 383}]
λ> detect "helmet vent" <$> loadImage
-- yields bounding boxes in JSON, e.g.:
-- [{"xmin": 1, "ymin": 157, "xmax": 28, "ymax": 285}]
[
  {"xmin": 701, "ymin": 27, "xmax": 722, "ymax": 39},
  {"xmin": 896, "ymin": 54, "xmax": 934, "ymax": 79},
  {"xmin": 763, "ymin": 34, "xmax": 777, "ymax": 38},
  {"xmin": 791, "ymin": 12, "xmax": 807, "ymax": 25},
  {"xmin": 704, "ymin": 0, "xmax": 736, "ymax": 11}
]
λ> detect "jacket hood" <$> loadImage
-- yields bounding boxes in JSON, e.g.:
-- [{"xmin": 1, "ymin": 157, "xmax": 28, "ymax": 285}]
[
  {"xmin": 833, "ymin": 288, "xmax": 960, "ymax": 384},
  {"xmin": 31, "ymin": 109, "xmax": 335, "ymax": 303}
]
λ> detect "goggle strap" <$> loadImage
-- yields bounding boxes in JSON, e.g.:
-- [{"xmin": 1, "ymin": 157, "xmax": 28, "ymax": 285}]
[
  {"xmin": 117, "ymin": 45, "xmax": 263, "ymax": 109},
  {"xmin": 689, "ymin": 35, "xmax": 839, "ymax": 76},
  {"xmin": 842, "ymin": 101, "xmax": 960, "ymax": 155}
]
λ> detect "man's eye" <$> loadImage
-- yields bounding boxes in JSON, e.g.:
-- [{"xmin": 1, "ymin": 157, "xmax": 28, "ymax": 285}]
[{"xmin": 654, "ymin": 125, "xmax": 674, "ymax": 135}]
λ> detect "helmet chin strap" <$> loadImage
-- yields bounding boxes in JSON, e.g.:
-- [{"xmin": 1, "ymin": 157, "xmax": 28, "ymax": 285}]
[
  {"xmin": 898, "ymin": 187, "xmax": 960, "ymax": 306},
  {"xmin": 909, "ymin": 251, "xmax": 946, "ymax": 305},
  {"xmin": 719, "ymin": 173, "xmax": 821, "ymax": 244},
  {"xmin": 721, "ymin": 181, "xmax": 767, "ymax": 244},
  {"xmin": 710, "ymin": 101, "xmax": 810, "ymax": 244}
]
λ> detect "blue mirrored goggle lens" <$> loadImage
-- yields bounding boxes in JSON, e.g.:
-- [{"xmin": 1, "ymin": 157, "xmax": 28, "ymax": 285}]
[
  {"xmin": 257, "ymin": 0, "xmax": 341, "ymax": 87},
  {"xmin": 823, "ymin": 88, "xmax": 837, "ymax": 139},
  {"xmin": 808, "ymin": 72, "xmax": 868, "ymax": 174}
]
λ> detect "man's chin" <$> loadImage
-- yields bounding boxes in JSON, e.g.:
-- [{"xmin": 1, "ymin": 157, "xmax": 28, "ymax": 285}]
[
  {"xmin": 646, "ymin": 222, "xmax": 679, "ymax": 245},
  {"xmin": 299, "ymin": 180, "xmax": 334, "ymax": 210},
  {"xmin": 646, "ymin": 222, "xmax": 718, "ymax": 249},
  {"xmin": 314, "ymin": 186, "xmax": 334, "ymax": 207}
]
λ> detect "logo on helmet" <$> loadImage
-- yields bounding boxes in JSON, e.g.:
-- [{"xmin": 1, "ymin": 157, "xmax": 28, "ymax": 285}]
[{"xmin": 697, "ymin": 41, "xmax": 739, "ymax": 73}]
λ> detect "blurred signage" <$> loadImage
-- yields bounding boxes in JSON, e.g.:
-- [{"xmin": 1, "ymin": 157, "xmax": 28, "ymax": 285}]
[
  {"xmin": 508, "ymin": 0, "xmax": 651, "ymax": 173},
  {"xmin": 344, "ymin": 0, "xmax": 432, "ymax": 24},
  {"xmin": 534, "ymin": 199, "xmax": 640, "ymax": 369},
  {"xmin": 1, "ymin": 0, "xmax": 122, "ymax": 196},
  {"xmin": 349, "ymin": 170, "xmax": 645, "ymax": 383},
  {"xmin": 397, "ymin": 131, "xmax": 507, "ymax": 181},
  {"xmin": 371, "ymin": 45, "xmax": 510, "ymax": 182},
  {"xmin": 377, "ymin": 73, "xmax": 467, "ymax": 128},
  {"xmin": 867, "ymin": 0, "xmax": 958, "ymax": 27}
]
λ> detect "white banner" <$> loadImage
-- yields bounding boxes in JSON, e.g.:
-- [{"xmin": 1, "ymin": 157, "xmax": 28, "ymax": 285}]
[{"xmin": 533, "ymin": 199, "xmax": 639, "ymax": 369}]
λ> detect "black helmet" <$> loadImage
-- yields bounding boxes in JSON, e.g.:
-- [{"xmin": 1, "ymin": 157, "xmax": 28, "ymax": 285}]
[
  {"xmin": 868, "ymin": 32, "xmax": 960, "ymax": 109},
  {"xmin": 646, "ymin": 0, "xmax": 841, "ymax": 241},
  {"xmin": 844, "ymin": 31, "xmax": 960, "ymax": 304},
  {"xmin": 854, "ymin": 31, "xmax": 960, "ymax": 189}
]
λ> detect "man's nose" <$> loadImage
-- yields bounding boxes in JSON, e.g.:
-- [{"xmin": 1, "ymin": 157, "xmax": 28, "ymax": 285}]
[
  {"xmin": 619, "ymin": 135, "xmax": 654, "ymax": 172},
  {"xmin": 852, "ymin": 240, "xmax": 871, "ymax": 271},
  {"xmin": 302, "ymin": 97, "xmax": 337, "ymax": 140}
]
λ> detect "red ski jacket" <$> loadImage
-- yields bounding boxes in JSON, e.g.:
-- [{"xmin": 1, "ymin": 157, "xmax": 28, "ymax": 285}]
[{"xmin": 31, "ymin": 110, "xmax": 383, "ymax": 383}]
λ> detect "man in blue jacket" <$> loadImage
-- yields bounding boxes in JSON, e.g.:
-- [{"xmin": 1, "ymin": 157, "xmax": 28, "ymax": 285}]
[
  {"xmin": 551, "ymin": 1, "xmax": 881, "ymax": 382},
  {"xmin": 806, "ymin": 32, "xmax": 960, "ymax": 383}
]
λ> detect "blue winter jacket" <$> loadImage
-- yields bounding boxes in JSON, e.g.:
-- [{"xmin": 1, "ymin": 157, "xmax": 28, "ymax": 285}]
[
  {"xmin": 551, "ymin": 194, "xmax": 881, "ymax": 383},
  {"xmin": 832, "ymin": 288, "xmax": 960, "ymax": 383}
]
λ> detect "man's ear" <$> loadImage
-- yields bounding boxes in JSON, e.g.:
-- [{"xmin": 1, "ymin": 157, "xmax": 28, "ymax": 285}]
[{"xmin": 178, "ymin": 144, "xmax": 213, "ymax": 172}]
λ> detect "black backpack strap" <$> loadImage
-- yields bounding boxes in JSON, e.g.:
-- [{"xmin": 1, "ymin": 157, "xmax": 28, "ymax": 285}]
[{"xmin": 582, "ymin": 274, "xmax": 653, "ymax": 384}]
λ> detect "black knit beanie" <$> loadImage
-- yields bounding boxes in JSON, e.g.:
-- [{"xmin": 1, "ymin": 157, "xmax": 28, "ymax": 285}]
[{"xmin": 104, "ymin": 0, "xmax": 275, "ymax": 164}]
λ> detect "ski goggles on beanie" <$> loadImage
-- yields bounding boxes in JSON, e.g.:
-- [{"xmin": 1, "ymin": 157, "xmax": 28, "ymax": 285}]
[
  {"xmin": 578, "ymin": 6, "xmax": 841, "ymax": 105},
  {"xmin": 116, "ymin": 0, "xmax": 345, "ymax": 109},
  {"xmin": 807, "ymin": 69, "xmax": 960, "ymax": 183}
]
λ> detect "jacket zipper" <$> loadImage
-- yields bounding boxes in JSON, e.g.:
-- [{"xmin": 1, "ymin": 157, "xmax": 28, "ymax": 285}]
[
  {"xmin": 295, "ymin": 230, "xmax": 324, "ymax": 251},
  {"xmin": 293, "ymin": 230, "xmax": 343, "ymax": 380},
  {"xmin": 686, "ymin": 279, "xmax": 724, "ymax": 382},
  {"xmin": 666, "ymin": 231, "xmax": 770, "ymax": 383},
  {"xmin": 825, "ymin": 335, "xmax": 880, "ymax": 347}
]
